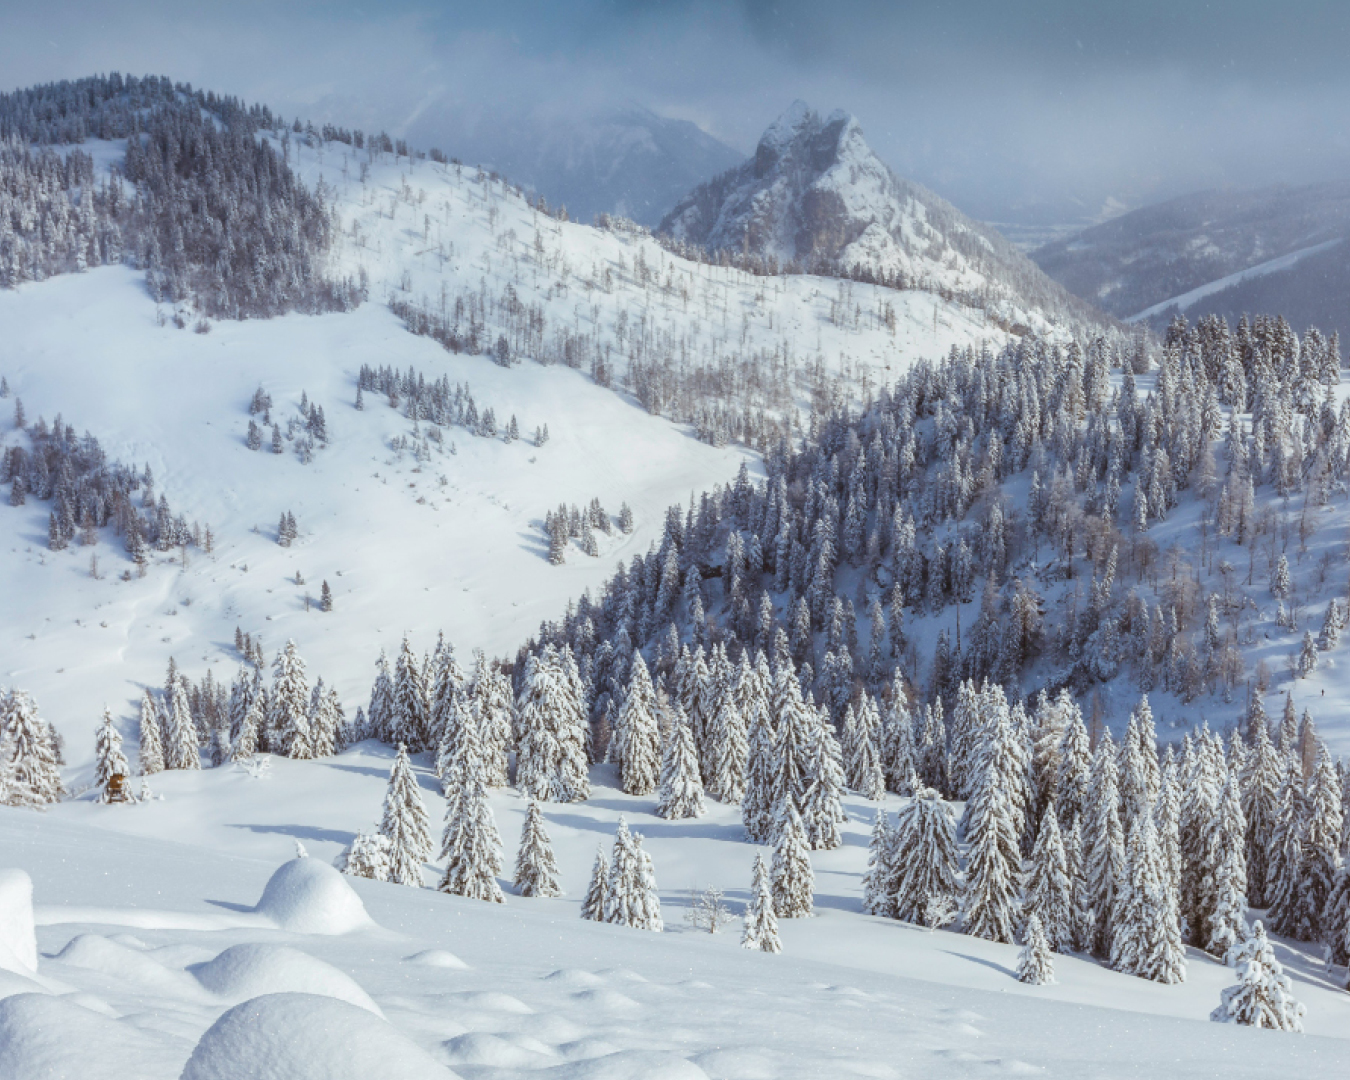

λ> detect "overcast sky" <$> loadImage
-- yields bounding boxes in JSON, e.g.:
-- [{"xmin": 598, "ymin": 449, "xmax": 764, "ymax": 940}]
[{"xmin": 3, "ymin": 0, "xmax": 1348, "ymax": 223}]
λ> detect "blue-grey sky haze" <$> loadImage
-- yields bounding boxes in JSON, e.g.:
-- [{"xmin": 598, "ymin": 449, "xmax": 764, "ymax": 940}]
[{"xmin": 1, "ymin": 0, "xmax": 1347, "ymax": 223}]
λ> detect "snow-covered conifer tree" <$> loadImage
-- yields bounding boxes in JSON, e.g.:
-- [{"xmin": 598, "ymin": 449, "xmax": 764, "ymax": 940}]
[
  {"xmin": 741, "ymin": 660, "xmax": 777, "ymax": 841},
  {"xmin": 380, "ymin": 743, "xmax": 432, "ymax": 887},
  {"xmin": 94, "ymin": 708, "xmax": 130, "ymax": 803},
  {"xmin": 1205, "ymin": 774, "xmax": 1249, "ymax": 958},
  {"xmin": 231, "ymin": 691, "xmax": 265, "ymax": 762},
  {"xmin": 1241, "ymin": 715, "xmax": 1281, "ymax": 906},
  {"xmin": 336, "ymin": 831, "xmax": 392, "ymax": 881},
  {"xmin": 1211, "ymin": 922, "xmax": 1305, "ymax": 1031},
  {"xmin": 605, "ymin": 817, "xmax": 662, "ymax": 930},
  {"xmin": 580, "ymin": 843, "xmax": 610, "ymax": 921},
  {"xmin": 741, "ymin": 853, "xmax": 782, "ymax": 953},
  {"xmin": 963, "ymin": 689, "xmax": 1023, "ymax": 944},
  {"xmin": 1302, "ymin": 746, "xmax": 1343, "ymax": 941},
  {"xmin": 770, "ymin": 804, "xmax": 814, "ymax": 919},
  {"xmin": 802, "ymin": 714, "xmax": 845, "ymax": 850},
  {"xmin": 367, "ymin": 649, "xmax": 396, "ymax": 744},
  {"xmin": 513, "ymin": 800, "xmax": 562, "ymax": 897},
  {"xmin": 1055, "ymin": 701, "xmax": 1092, "ymax": 832},
  {"xmin": 393, "ymin": 636, "xmax": 432, "ymax": 751},
  {"xmin": 0, "ymin": 690, "xmax": 62, "ymax": 807},
  {"xmin": 438, "ymin": 767, "xmax": 504, "ymax": 903},
  {"xmin": 891, "ymin": 788, "xmax": 960, "ymax": 927},
  {"xmin": 1084, "ymin": 733, "xmax": 1125, "ymax": 958},
  {"xmin": 138, "ymin": 689, "xmax": 165, "ymax": 775},
  {"xmin": 1112, "ymin": 813, "xmax": 1186, "ymax": 983},
  {"xmin": 515, "ymin": 647, "xmax": 590, "ymax": 802},
  {"xmin": 1018, "ymin": 913, "xmax": 1055, "ymax": 985},
  {"xmin": 1065, "ymin": 816, "xmax": 1093, "ymax": 953},
  {"xmin": 657, "ymin": 703, "xmax": 705, "ymax": 819},
  {"xmin": 270, "ymin": 641, "xmax": 312, "ymax": 759},
  {"xmin": 1267, "ymin": 761, "xmax": 1310, "ymax": 939},
  {"xmin": 613, "ymin": 653, "xmax": 660, "ymax": 795},
  {"xmin": 707, "ymin": 652, "xmax": 750, "ymax": 802},
  {"xmin": 1023, "ymin": 802, "xmax": 1072, "ymax": 951},
  {"xmin": 474, "ymin": 657, "xmax": 513, "ymax": 787},
  {"xmin": 862, "ymin": 809, "xmax": 895, "ymax": 917},
  {"xmin": 164, "ymin": 676, "xmax": 199, "ymax": 771}
]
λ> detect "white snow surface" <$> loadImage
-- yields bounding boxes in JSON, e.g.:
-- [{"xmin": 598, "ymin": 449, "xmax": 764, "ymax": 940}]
[{"xmin": 4, "ymin": 747, "xmax": 1350, "ymax": 1079}]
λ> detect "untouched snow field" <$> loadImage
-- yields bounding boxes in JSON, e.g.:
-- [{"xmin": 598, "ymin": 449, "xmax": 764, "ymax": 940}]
[{"xmin": 3, "ymin": 751, "xmax": 1349, "ymax": 1079}]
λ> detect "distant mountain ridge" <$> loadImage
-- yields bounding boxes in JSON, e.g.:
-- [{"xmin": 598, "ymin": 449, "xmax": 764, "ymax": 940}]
[
  {"xmin": 1031, "ymin": 181, "xmax": 1350, "ymax": 338},
  {"xmin": 658, "ymin": 101, "xmax": 1117, "ymax": 336}
]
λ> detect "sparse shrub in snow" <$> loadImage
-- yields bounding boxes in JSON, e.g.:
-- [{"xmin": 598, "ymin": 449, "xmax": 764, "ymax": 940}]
[
  {"xmin": 336, "ymin": 831, "xmax": 392, "ymax": 882},
  {"xmin": 512, "ymin": 800, "xmax": 561, "ymax": 898},
  {"xmin": 1211, "ymin": 921, "xmax": 1305, "ymax": 1030},
  {"xmin": 685, "ymin": 884, "xmax": 734, "ymax": 934},
  {"xmin": 741, "ymin": 854, "xmax": 781, "ymax": 953},
  {"xmin": 380, "ymin": 743, "xmax": 433, "ymax": 887},
  {"xmin": 1018, "ymin": 914, "xmax": 1055, "ymax": 985}
]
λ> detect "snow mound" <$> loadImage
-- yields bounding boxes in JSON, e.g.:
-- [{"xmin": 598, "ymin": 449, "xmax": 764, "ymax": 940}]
[
  {"xmin": 449, "ymin": 989, "xmax": 533, "ymax": 1013},
  {"xmin": 55, "ymin": 934, "xmax": 205, "ymax": 998},
  {"xmin": 442, "ymin": 1031, "xmax": 558, "ymax": 1068},
  {"xmin": 0, "ymin": 869, "xmax": 37, "ymax": 974},
  {"xmin": 254, "ymin": 856, "xmax": 374, "ymax": 934},
  {"xmin": 0, "ymin": 991, "xmax": 181, "ymax": 1080},
  {"xmin": 571, "ymin": 987, "xmax": 641, "ymax": 1011},
  {"xmin": 404, "ymin": 948, "xmax": 470, "ymax": 970},
  {"xmin": 558, "ymin": 1039, "xmax": 623, "ymax": 1061},
  {"xmin": 0, "ymin": 967, "xmax": 49, "ymax": 1003},
  {"xmin": 690, "ymin": 1047, "xmax": 783, "ymax": 1080},
  {"xmin": 543, "ymin": 968, "xmax": 605, "ymax": 988},
  {"xmin": 548, "ymin": 1050, "xmax": 710, "ymax": 1080},
  {"xmin": 191, "ymin": 943, "xmax": 382, "ymax": 1015},
  {"xmin": 181, "ymin": 992, "xmax": 459, "ymax": 1080}
]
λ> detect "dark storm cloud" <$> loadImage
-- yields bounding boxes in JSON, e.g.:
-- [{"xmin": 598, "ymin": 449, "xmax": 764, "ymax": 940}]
[{"xmin": 1, "ymin": 0, "xmax": 1347, "ymax": 224}]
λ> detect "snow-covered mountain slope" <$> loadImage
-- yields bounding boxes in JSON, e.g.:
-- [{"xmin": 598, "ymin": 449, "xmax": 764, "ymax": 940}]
[
  {"xmin": 410, "ymin": 104, "xmax": 744, "ymax": 227},
  {"xmin": 658, "ymin": 102, "xmax": 1116, "ymax": 338},
  {"xmin": 1032, "ymin": 180, "xmax": 1350, "ymax": 336},
  {"xmin": 0, "ymin": 127, "xmax": 1008, "ymax": 775},
  {"xmin": 4, "ymin": 758, "xmax": 1348, "ymax": 1079}
]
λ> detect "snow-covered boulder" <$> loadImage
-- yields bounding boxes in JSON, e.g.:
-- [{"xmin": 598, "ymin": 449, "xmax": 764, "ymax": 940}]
[
  {"xmin": 0, "ymin": 869, "xmax": 37, "ymax": 974},
  {"xmin": 0, "ymin": 992, "xmax": 181, "ymax": 1080},
  {"xmin": 254, "ymin": 856, "xmax": 374, "ymax": 934},
  {"xmin": 180, "ymin": 992, "xmax": 460, "ymax": 1080},
  {"xmin": 191, "ymin": 943, "xmax": 382, "ymax": 1015}
]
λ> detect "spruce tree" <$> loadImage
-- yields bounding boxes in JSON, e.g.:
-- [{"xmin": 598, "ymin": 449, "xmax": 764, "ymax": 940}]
[
  {"xmin": 336, "ymin": 831, "xmax": 392, "ymax": 881},
  {"xmin": 605, "ymin": 818, "xmax": 662, "ymax": 930},
  {"xmin": 1112, "ymin": 813, "xmax": 1186, "ymax": 983},
  {"xmin": 1018, "ymin": 914, "xmax": 1055, "ymax": 985},
  {"xmin": 367, "ymin": 649, "xmax": 396, "ymax": 744},
  {"xmin": 656, "ymin": 703, "xmax": 705, "ymax": 819},
  {"xmin": 741, "ymin": 664, "xmax": 777, "ymax": 842},
  {"xmin": 770, "ymin": 804, "xmax": 814, "ymax": 919},
  {"xmin": 165, "ymin": 676, "xmax": 199, "ymax": 770},
  {"xmin": 891, "ymin": 788, "xmax": 960, "ymax": 927},
  {"xmin": 1023, "ymin": 802, "xmax": 1072, "ymax": 951},
  {"xmin": 1267, "ymin": 760, "xmax": 1310, "ymax": 939},
  {"xmin": 963, "ymin": 689, "xmax": 1023, "ymax": 944},
  {"xmin": 270, "ymin": 640, "xmax": 312, "ymax": 759},
  {"xmin": 1302, "ymin": 746, "xmax": 1343, "ymax": 941},
  {"xmin": 515, "ymin": 647, "xmax": 590, "ymax": 802},
  {"xmin": 741, "ymin": 853, "xmax": 782, "ymax": 953},
  {"xmin": 1211, "ymin": 922, "xmax": 1305, "ymax": 1031},
  {"xmin": 1054, "ymin": 696, "xmax": 1092, "ymax": 831},
  {"xmin": 1240, "ymin": 715, "xmax": 1282, "ymax": 906},
  {"xmin": 1065, "ymin": 816, "xmax": 1093, "ymax": 953},
  {"xmin": 862, "ymin": 808, "xmax": 895, "ymax": 917},
  {"xmin": 393, "ymin": 636, "xmax": 432, "ymax": 751},
  {"xmin": 580, "ymin": 843, "xmax": 611, "ymax": 922},
  {"xmin": 438, "ymin": 767, "xmax": 504, "ymax": 903},
  {"xmin": 94, "ymin": 707, "xmax": 130, "ymax": 803},
  {"xmin": 614, "ymin": 653, "xmax": 661, "ymax": 795},
  {"xmin": 380, "ymin": 743, "xmax": 432, "ymax": 887},
  {"xmin": 0, "ymin": 691, "xmax": 62, "ymax": 807},
  {"xmin": 513, "ymin": 800, "xmax": 562, "ymax": 897},
  {"xmin": 708, "ymin": 652, "xmax": 750, "ymax": 803},
  {"xmin": 138, "ymin": 689, "xmax": 165, "ymax": 775},
  {"xmin": 1084, "ymin": 733, "xmax": 1126, "ymax": 958},
  {"xmin": 801, "ymin": 715, "xmax": 845, "ymax": 850},
  {"xmin": 231, "ymin": 692, "xmax": 265, "ymax": 761},
  {"xmin": 1205, "ymin": 775, "xmax": 1250, "ymax": 959}
]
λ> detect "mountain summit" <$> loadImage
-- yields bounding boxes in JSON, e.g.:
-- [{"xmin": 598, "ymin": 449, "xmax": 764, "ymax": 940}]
[{"xmin": 660, "ymin": 102, "xmax": 1110, "ymax": 334}]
